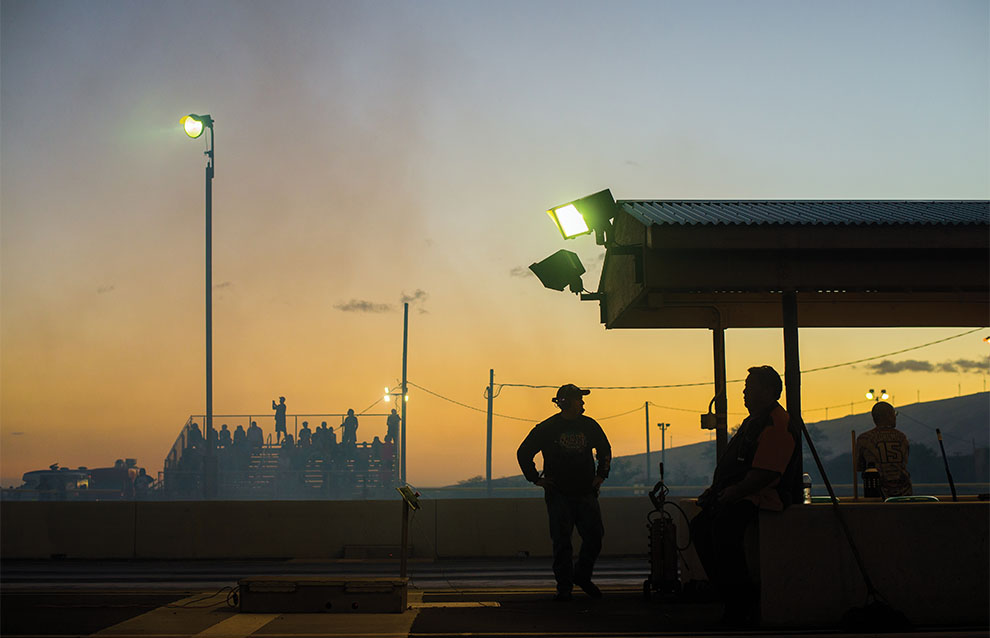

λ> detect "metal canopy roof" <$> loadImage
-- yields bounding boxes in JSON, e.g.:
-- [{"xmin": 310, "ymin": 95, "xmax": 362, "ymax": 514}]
[
  {"xmin": 597, "ymin": 199, "xmax": 990, "ymax": 330},
  {"xmin": 619, "ymin": 200, "xmax": 989, "ymax": 227}
]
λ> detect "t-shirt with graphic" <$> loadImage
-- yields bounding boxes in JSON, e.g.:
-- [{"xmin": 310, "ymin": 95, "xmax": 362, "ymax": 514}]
[
  {"xmin": 857, "ymin": 426, "xmax": 912, "ymax": 497},
  {"xmin": 517, "ymin": 413, "xmax": 611, "ymax": 496}
]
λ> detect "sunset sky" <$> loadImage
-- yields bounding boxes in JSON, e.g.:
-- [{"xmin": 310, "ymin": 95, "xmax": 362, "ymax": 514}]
[{"xmin": 2, "ymin": 0, "xmax": 988, "ymax": 487}]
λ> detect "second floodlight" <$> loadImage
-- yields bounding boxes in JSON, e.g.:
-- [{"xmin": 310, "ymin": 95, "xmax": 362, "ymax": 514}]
[
  {"xmin": 181, "ymin": 114, "xmax": 213, "ymax": 139},
  {"xmin": 529, "ymin": 249, "xmax": 586, "ymax": 295}
]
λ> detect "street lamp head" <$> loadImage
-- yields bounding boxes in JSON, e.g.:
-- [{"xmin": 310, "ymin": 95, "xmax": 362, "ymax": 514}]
[
  {"xmin": 181, "ymin": 113, "xmax": 213, "ymax": 139},
  {"xmin": 866, "ymin": 389, "xmax": 875, "ymax": 400},
  {"xmin": 880, "ymin": 390, "xmax": 889, "ymax": 401}
]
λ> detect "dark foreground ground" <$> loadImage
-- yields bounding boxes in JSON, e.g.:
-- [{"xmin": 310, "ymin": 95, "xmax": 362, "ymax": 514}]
[{"xmin": 2, "ymin": 558, "xmax": 986, "ymax": 638}]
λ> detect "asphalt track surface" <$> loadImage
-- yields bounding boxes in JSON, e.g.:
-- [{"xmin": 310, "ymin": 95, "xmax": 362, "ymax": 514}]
[{"xmin": 2, "ymin": 559, "xmax": 986, "ymax": 638}]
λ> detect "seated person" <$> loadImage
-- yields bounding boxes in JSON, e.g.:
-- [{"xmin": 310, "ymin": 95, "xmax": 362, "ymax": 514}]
[
  {"xmin": 690, "ymin": 365, "xmax": 799, "ymax": 627},
  {"xmin": 857, "ymin": 402, "xmax": 912, "ymax": 497}
]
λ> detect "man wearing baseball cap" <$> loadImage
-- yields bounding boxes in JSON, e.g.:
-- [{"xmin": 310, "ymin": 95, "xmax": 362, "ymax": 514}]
[{"xmin": 517, "ymin": 383, "xmax": 612, "ymax": 601}]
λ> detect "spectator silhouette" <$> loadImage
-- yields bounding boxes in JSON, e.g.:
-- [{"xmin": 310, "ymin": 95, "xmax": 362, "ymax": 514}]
[
  {"xmin": 219, "ymin": 424, "xmax": 232, "ymax": 449},
  {"xmin": 371, "ymin": 436, "xmax": 383, "ymax": 458},
  {"xmin": 233, "ymin": 424, "xmax": 246, "ymax": 447},
  {"xmin": 272, "ymin": 396, "xmax": 287, "ymax": 444},
  {"xmin": 342, "ymin": 409, "xmax": 358, "ymax": 447},
  {"xmin": 298, "ymin": 421, "xmax": 312, "ymax": 447},
  {"xmin": 188, "ymin": 423, "xmax": 204, "ymax": 450},
  {"xmin": 247, "ymin": 420, "xmax": 263, "ymax": 449},
  {"xmin": 385, "ymin": 409, "xmax": 400, "ymax": 444},
  {"xmin": 135, "ymin": 468, "xmax": 153, "ymax": 498}
]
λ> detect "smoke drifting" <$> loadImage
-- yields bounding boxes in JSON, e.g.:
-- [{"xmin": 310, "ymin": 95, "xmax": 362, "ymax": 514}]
[{"xmin": 334, "ymin": 300, "xmax": 394, "ymax": 313}]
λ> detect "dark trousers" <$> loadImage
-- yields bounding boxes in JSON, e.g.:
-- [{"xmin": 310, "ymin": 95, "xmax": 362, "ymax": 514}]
[
  {"xmin": 689, "ymin": 500, "xmax": 759, "ymax": 617},
  {"xmin": 545, "ymin": 488, "xmax": 604, "ymax": 592}
]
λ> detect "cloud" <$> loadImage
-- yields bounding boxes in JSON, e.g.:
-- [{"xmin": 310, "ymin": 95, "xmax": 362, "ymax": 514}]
[
  {"xmin": 510, "ymin": 266, "xmax": 534, "ymax": 278},
  {"xmin": 97, "ymin": 285, "xmax": 115, "ymax": 294},
  {"xmin": 863, "ymin": 358, "xmax": 988, "ymax": 375},
  {"xmin": 334, "ymin": 299, "xmax": 394, "ymax": 313},
  {"xmin": 11, "ymin": 432, "xmax": 24, "ymax": 436},
  {"xmin": 937, "ymin": 359, "xmax": 990, "ymax": 373},
  {"xmin": 400, "ymin": 289, "xmax": 428, "ymax": 304}
]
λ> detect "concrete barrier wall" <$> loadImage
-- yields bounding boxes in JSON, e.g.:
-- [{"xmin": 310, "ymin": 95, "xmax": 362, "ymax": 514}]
[
  {"xmin": 0, "ymin": 497, "xmax": 652, "ymax": 560},
  {"xmin": 760, "ymin": 502, "xmax": 990, "ymax": 627}
]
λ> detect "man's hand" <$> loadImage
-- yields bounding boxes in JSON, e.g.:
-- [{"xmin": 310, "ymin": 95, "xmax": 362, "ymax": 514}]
[
  {"xmin": 696, "ymin": 487, "xmax": 713, "ymax": 507},
  {"xmin": 716, "ymin": 485, "xmax": 740, "ymax": 507},
  {"xmin": 592, "ymin": 476, "xmax": 604, "ymax": 490}
]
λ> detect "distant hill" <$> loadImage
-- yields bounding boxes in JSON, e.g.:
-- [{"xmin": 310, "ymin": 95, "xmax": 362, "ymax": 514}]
[{"xmin": 462, "ymin": 392, "xmax": 988, "ymax": 492}]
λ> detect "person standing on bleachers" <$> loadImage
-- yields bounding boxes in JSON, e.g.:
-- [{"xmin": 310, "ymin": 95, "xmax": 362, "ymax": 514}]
[
  {"xmin": 247, "ymin": 420, "xmax": 263, "ymax": 449},
  {"xmin": 272, "ymin": 396, "xmax": 288, "ymax": 444}
]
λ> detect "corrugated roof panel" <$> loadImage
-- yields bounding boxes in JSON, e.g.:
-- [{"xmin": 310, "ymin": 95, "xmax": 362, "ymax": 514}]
[{"xmin": 618, "ymin": 200, "xmax": 989, "ymax": 226}]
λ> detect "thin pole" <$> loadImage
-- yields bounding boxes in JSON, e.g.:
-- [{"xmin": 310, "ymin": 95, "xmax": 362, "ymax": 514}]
[
  {"xmin": 713, "ymin": 324, "xmax": 728, "ymax": 460},
  {"xmin": 400, "ymin": 498, "xmax": 409, "ymax": 578},
  {"xmin": 645, "ymin": 402, "xmax": 651, "ymax": 485},
  {"xmin": 851, "ymin": 430, "xmax": 858, "ymax": 500},
  {"xmin": 401, "ymin": 303, "xmax": 408, "ymax": 484},
  {"xmin": 486, "ymin": 369, "xmax": 494, "ymax": 496},
  {"xmin": 660, "ymin": 423, "xmax": 669, "ymax": 468},
  {"xmin": 203, "ymin": 130, "xmax": 215, "ymax": 499},
  {"xmin": 782, "ymin": 291, "xmax": 804, "ymax": 503}
]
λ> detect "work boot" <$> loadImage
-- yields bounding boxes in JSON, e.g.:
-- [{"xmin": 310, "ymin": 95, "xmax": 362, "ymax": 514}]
[{"xmin": 574, "ymin": 577, "xmax": 602, "ymax": 599}]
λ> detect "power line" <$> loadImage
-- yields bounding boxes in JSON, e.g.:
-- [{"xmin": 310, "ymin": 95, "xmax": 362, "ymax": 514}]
[
  {"xmin": 495, "ymin": 327, "xmax": 984, "ymax": 393},
  {"xmin": 407, "ymin": 381, "xmax": 538, "ymax": 422},
  {"xmin": 409, "ymin": 328, "xmax": 985, "ymax": 425}
]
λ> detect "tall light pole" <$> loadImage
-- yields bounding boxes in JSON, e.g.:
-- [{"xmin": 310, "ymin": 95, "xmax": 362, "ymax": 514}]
[{"xmin": 181, "ymin": 113, "xmax": 216, "ymax": 498}]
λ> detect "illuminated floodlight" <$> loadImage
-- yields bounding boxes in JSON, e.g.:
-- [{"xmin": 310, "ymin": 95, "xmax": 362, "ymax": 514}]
[
  {"xmin": 547, "ymin": 204, "xmax": 590, "ymax": 238},
  {"xmin": 529, "ymin": 249, "xmax": 586, "ymax": 295},
  {"xmin": 181, "ymin": 115, "xmax": 204, "ymax": 138},
  {"xmin": 880, "ymin": 390, "xmax": 889, "ymax": 401},
  {"xmin": 404, "ymin": 394, "xmax": 409, "ymax": 402},
  {"xmin": 181, "ymin": 113, "xmax": 213, "ymax": 139},
  {"xmin": 545, "ymin": 189, "xmax": 616, "ymax": 245},
  {"xmin": 866, "ymin": 389, "xmax": 875, "ymax": 400}
]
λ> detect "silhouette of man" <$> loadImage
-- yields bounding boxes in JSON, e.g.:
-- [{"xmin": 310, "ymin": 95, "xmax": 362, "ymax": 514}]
[
  {"xmin": 233, "ymin": 424, "xmax": 246, "ymax": 447},
  {"xmin": 690, "ymin": 365, "xmax": 798, "ymax": 627},
  {"xmin": 342, "ymin": 409, "xmax": 358, "ymax": 447},
  {"xmin": 385, "ymin": 409, "xmax": 400, "ymax": 444},
  {"xmin": 299, "ymin": 421, "xmax": 312, "ymax": 447},
  {"xmin": 857, "ymin": 402, "xmax": 912, "ymax": 497},
  {"xmin": 272, "ymin": 396, "xmax": 288, "ymax": 444},
  {"xmin": 219, "ymin": 424, "xmax": 232, "ymax": 449},
  {"xmin": 247, "ymin": 420, "xmax": 263, "ymax": 449},
  {"xmin": 134, "ymin": 468, "xmax": 153, "ymax": 497},
  {"xmin": 187, "ymin": 423, "xmax": 203, "ymax": 450},
  {"xmin": 517, "ymin": 384, "xmax": 611, "ymax": 601}
]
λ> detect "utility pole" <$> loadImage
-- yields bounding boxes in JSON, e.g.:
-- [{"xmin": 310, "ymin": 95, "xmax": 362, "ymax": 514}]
[
  {"xmin": 401, "ymin": 303, "xmax": 408, "ymax": 484},
  {"xmin": 486, "ymin": 369, "xmax": 494, "ymax": 496},
  {"xmin": 644, "ymin": 402, "xmax": 651, "ymax": 485}
]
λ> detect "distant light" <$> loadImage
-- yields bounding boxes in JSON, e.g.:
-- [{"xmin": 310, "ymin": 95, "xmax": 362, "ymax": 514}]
[
  {"xmin": 547, "ymin": 204, "xmax": 590, "ymax": 239},
  {"xmin": 404, "ymin": 394, "xmax": 409, "ymax": 402},
  {"xmin": 880, "ymin": 390, "xmax": 889, "ymax": 400},
  {"xmin": 181, "ymin": 115, "xmax": 204, "ymax": 139},
  {"xmin": 383, "ymin": 394, "xmax": 390, "ymax": 402},
  {"xmin": 866, "ymin": 389, "xmax": 875, "ymax": 400}
]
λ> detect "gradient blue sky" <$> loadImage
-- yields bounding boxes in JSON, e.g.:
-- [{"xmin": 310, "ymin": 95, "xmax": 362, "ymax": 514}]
[{"xmin": 2, "ymin": 0, "xmax": 987, "ymax": 486}]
